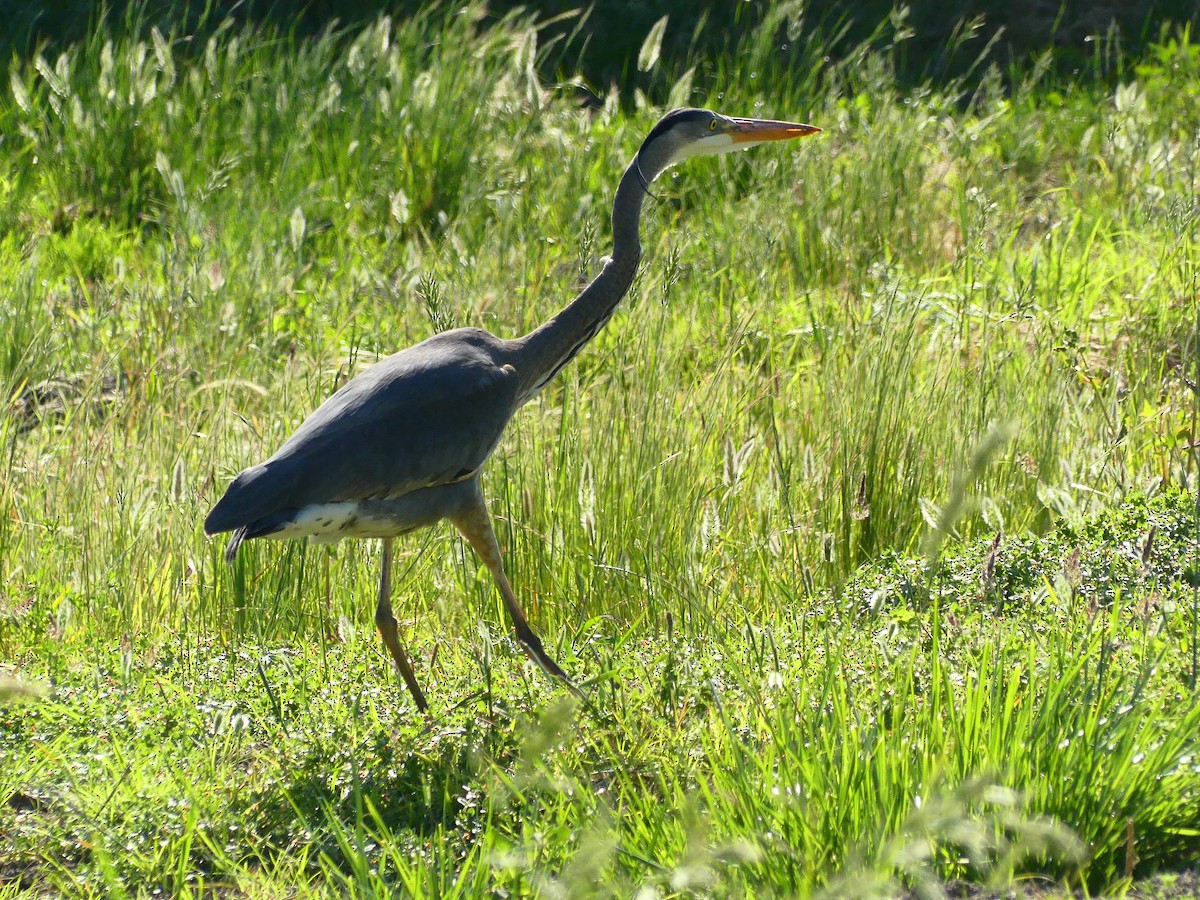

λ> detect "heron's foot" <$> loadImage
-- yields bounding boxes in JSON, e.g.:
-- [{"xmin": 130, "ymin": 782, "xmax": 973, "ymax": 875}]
[
  {"xmin": 375, "ymin": 615, "xmax": 429, "ymax": 712},
  {"xmin": 391, "ymin": 651, "xmax": 430, "ymax": 713},
  {"xmin": 515, "ymin": 630, "xmax": 586, "ymax": 701}
]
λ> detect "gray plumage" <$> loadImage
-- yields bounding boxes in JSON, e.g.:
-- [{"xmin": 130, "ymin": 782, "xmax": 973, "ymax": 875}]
[
  {"xmin": 204, "ymin": 108, "xmax": 820, "ymax": 711},
  {"xmin": 206, "ymin": 330, "xmax": 517, "ymax": 543}
]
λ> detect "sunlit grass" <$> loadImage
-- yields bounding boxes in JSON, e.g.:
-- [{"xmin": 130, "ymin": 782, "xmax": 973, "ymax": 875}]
[{"xmin": 2, "ymin": 2, "xmax": 1199, "ymax": 896}]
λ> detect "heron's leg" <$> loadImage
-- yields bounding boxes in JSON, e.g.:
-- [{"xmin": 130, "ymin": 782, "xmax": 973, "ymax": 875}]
[
  {"xmin": 449, "ymin": 488, "xmax": 581, "ymax": 696},
  {"xmin": 375, "ymin": 538, "xmax": 429, "ymax": 712}
]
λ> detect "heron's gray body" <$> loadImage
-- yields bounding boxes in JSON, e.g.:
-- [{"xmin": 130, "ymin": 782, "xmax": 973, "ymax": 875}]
[
  {"xmin": 229, "ymin": 482, "xmax": 482, "ymax": 544},
  {"xmin": 205, "ymin": 329, "xmax": 518, "ymax": 544},
  {"xmin": 203, "ymin": 108, "xmax": 820, "ymax": 711}
]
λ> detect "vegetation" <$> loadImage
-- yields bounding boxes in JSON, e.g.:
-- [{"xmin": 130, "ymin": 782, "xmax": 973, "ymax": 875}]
[
  {"xmin": 5, "ymin": 0, "xmax": 1200, "ymax": 92},
  {"xmin": 2, "ymin": 2, "xmax": 1199, "ymax": 896}
]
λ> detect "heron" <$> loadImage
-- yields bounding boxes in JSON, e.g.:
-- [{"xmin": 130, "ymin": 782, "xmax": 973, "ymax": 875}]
[{"xmin": 204, "ymin": 108, "xmax": 821, "ymax": 711}]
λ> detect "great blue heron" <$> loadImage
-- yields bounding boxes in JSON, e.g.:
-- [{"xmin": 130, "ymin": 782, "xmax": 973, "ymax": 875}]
[{"xmin": 205, "ymin": 108, "xmax": 821, "ymax": 711}]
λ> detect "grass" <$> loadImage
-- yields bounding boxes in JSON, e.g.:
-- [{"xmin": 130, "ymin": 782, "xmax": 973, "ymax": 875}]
[{"xmin": 2, "ymin": 2, "xmax": 1200, "ymax": 896}]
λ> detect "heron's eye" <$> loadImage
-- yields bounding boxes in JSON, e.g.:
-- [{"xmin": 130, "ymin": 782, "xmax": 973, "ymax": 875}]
[{"xmin": 708, "ymin": 120, "xmax": 719, "ymax": 131}]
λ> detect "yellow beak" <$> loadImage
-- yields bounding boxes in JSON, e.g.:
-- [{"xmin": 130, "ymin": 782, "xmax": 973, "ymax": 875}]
[{"xmin": 729, "ymin": 117, "xmax": 822, "ymax": 143}]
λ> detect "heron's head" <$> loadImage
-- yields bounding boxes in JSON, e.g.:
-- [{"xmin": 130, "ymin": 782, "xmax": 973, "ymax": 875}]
[{"xmin": 636, "ymin": 108, "xmax": 821, "ymax": 181}]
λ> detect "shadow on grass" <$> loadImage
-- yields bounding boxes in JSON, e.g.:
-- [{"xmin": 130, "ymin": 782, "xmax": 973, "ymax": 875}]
[{"xmin": 3, "ymin": 0, "xmax": 1198, "ymax": 94}]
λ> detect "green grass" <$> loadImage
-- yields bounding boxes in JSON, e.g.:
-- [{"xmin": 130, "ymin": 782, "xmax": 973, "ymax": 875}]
[{"xmin": 2, "ymin": 3, "xmax": 1200, "ymax": 896}]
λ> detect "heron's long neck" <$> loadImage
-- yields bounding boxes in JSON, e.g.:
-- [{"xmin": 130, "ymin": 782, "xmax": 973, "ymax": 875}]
[{"xmin": 511, "ymin": 159, "xmax": 647, "ymax": 401}]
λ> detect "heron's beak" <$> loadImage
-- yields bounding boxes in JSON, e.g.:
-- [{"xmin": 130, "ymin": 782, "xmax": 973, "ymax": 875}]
[{"xmin": 728, "ymin": 118, "xmax": 822, "ymax": 143}]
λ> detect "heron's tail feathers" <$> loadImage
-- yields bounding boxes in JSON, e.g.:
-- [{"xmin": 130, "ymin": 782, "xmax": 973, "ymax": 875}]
[{"xmin": 225, "ymin": 526, "xmax": 249, "ymax": 564}]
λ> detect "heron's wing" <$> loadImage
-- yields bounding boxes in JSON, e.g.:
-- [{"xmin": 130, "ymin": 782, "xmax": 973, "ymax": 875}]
[{"xmin": 205, "ymin": 332, "xmax": 520, "ymax": 534}]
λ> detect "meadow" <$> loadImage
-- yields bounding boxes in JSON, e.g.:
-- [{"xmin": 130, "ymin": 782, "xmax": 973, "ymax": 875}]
[{"xmin": 2, "ymin": 3, "xmax": 1200, "ymax": 896}]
